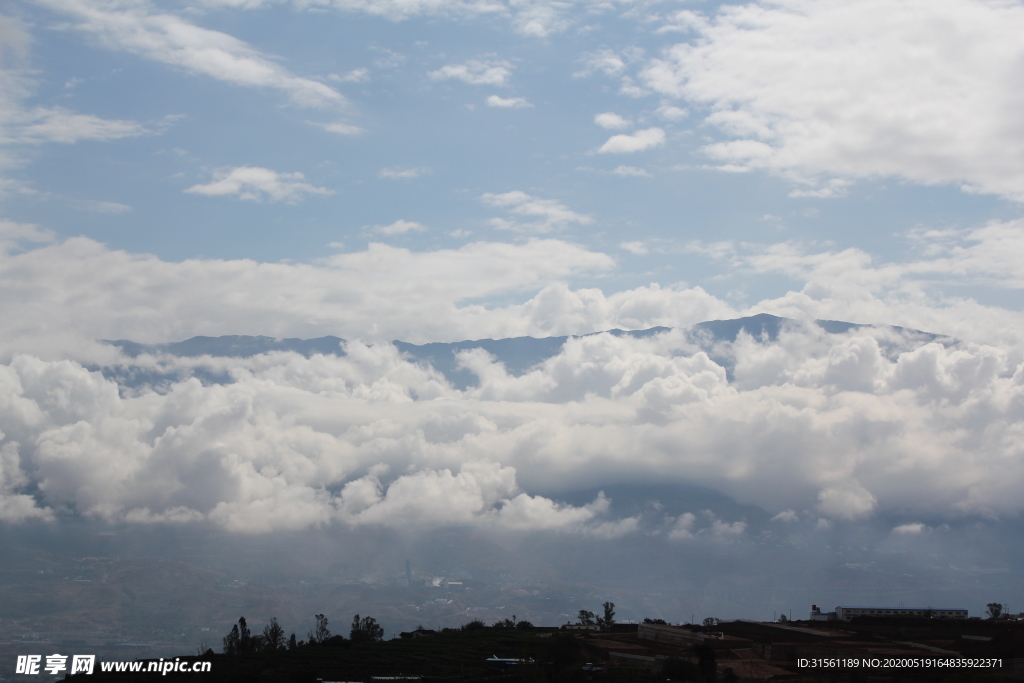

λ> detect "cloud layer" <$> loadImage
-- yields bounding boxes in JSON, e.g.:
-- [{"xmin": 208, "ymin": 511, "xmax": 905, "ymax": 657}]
[
  {"xmin": 641, "ymin": 0, "xmax": 1024, "ymax": 200},
  {"xmin": 3, "ymin": 320, "xmax": 1024, "ymax": 535}
]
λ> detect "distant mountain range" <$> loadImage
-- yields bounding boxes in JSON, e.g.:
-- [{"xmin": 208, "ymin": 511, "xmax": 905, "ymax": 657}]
[{"xmin": 105, "ymin": 314, "xmax": 947, "ymax": 390}]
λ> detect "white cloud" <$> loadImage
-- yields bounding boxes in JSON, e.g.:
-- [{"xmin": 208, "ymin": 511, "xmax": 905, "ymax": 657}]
[
  {"xmin": 429, "ymin": 60, "xmax": 512, "ymax": 86},
  {"xmin": 378, "ymin": 167, "xmax": 428, "ymax": 179},
  {"xmin": 185, "ymin": 166, "xmax": 332, "ymax": 203},
  {"xmin": 328, "ymin": 68, "xmax": 370, "ymax": 83},
  {"xmin": 594, "ymin": 112, "xmax": 630, "ymax": 130},
  {"xmin": 613, "ymin": 165, "xmax": 651, "ymax": 178},
  {"xmin": 619, "ymin": 241, "xmax": 648, "ymax": 255},
  {"xmin": 38, "ymin": 0, "xmax": 344, "ymax": 108},
  {"xmin": 14, "ymin": 108, "xmax": 147, "ymax": 144},
  {"xmin": 319, "ymin": 121, "xmax": 365, "ymax": 135},
  {"xmin": 641, "ymin": 0, "xmax": 1024, "ymax": 201},
  {"xmin": 668, "ymin": 512, "xmax": 696, "ymax": 540},
  {"xmin": 7, "ymin": 215, "xmax": 1024, "ymax": 533},
  {"xmin": 367, "ymin": 219, "xmax": 427, "ymax": 235},
  {"xmin": 0, "ymin": 220, "xmax": 54, "ymax": 252},
  {"xmin": 486, "ymin": 95, "xmax": 531, "ymax": 108},
  {"xmin": 574, "ymin": 47, "xmax": 643, "ymax": 78},
  {"xmin": 771, "ymin": 509, "xmax": 798, "ymax": 523},
  {"xmin": 655, "ymin": 102, "xmax": 688, "ymax": 121},
  {"xmin": 204, "ymin": 0, "xmax": 617, "ymax": 37},
  {"xmin": 0, "ymin": 237, "xmax": 619, "ymax": 352},
  {"xmin": 72, "ymin": 199, "xmax": 132, "ymax": 214},
  {"xmin": 0, "ymin": 14, "xmax": 149, "ymax": 185},
  {"xmin": 598, "ymin": 127, "xmax": 665, "ymax": 154},
  {"xmin": 893, "ymin": 522, "xmax": 925, "ymax": 535},
  {"xmin": 481, "ymin": 190, "xmax": 592, "ymax": 233},
  {"xmin": 817, "ymin": 483, "xmax": 877, "ymax": 520}
]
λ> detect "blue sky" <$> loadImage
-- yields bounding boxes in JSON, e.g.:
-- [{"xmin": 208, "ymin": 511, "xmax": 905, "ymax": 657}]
[{"xmin": 3, "ymin": 0, "xmax": 1023, "ymax": 321}]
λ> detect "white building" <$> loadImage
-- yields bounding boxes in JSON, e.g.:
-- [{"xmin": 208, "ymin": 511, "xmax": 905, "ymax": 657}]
[
  {"xmin": 834, "ymin": 606, "xmax": 968, "ymax": 621},
  {"xmin": 809, "ymin": 605, "xmax": 836, "ymax": 621}
]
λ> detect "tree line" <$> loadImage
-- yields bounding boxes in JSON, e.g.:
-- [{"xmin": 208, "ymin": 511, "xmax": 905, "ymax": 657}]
[{"xmin": 221, "ymin": 613, "xmax": 384, "ymax": 655}]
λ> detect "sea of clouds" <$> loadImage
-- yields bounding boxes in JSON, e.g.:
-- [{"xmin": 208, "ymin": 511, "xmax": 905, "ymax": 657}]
[{"xmin": 3, "ymin": 231, "xmax": 1022, "ymax": 540}]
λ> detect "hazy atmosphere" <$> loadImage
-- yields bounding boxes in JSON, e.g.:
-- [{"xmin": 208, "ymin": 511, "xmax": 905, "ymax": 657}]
[{"xmin": 2, "ymin": 0, "xmax": 1024, "ymax": 660}]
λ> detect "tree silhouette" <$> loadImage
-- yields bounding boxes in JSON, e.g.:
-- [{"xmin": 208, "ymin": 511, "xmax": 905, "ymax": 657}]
[
  {"xmin": 493, "ymin": 615, "xmax": 518, "ymax": 629},
  {"xmin": 222, "ymin": 617, "xmax": 256, "ymax": 654},
  {"xmin": 308, "ymin": 614, "xmax": 331, "ymax": 644},
  {"xmin": 222, "ymin": 624, "xmax": 239, "ymax": 656},
  {"xmin": 237, "ymin": 617, "xmax": 252, "ymax": 654},
  {"xmin": 577, "ymin": 610, "xmax": 595, "ymax": 625},
  {"xmin": 262, "ymin": 617, "xmax": 285, "ymax": 650},
  {"xmin": 350, "ymin": 614, "xmax": 385, "ymax": 642},
  {"xmin": 987, "ymin": 603, "xmax": 1004, "ymax": 619},
  {"xmin": 597, "ymin": 602, "xmax": 616, "ymax": 629}
]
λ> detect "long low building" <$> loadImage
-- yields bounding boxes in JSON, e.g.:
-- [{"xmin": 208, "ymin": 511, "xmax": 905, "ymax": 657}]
[{"xmin": 834, "ymin": 606, "xmax": 968, "ymax": 621}]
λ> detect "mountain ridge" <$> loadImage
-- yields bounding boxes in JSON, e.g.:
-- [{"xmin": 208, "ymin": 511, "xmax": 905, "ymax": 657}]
[{"xmin": 104, "ymin": 314, "xmax": 948, "ymax": 390}]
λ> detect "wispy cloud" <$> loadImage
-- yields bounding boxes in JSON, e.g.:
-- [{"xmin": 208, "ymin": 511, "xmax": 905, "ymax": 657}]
[
  {"xmin": 429, "ymin": 59, "xmax": 512, "ymax": 86},
  {"xmin": 481, "ymin": 190, "xmax": 591, "ymax": 232},
  {"xmin": 379, "ymin": 167, "xmax": 429, "ymax": 179},
  {"xmin": 38, "ymin": 0, "xmax": 345, "ymax": 108},
  {"xmin": 14, "ymin": 108, "xmax": 147, "ymax": 144},
  {"xmin": 185, "ymin": 166, "xmax": 332, "ymax": 203},
  {"xmin": 613, "ymin": 165, "xmax": 651, "ymax": 178},
  {"xmin": 318, "ymin": 121, "xmax": 365, "ymax": 135}
]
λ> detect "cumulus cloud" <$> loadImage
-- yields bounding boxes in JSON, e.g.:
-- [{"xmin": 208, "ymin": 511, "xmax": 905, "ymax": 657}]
[
  {"xmin": 481, "ymin": 190, "xmax": 592, "ymax": 233},
  {"xmin": 4, "ymin": 216, "xmax": 1024, "ymax": 534},
  {"xmin": 640, "ymin": 0, "xmax": 1024, "ymax": 200},
  {"xmin": 185, "ymin": 166, "xmax": 332, "ymax": 202},
  {"xmin": 3, "ymin": 280, "xmax": 1024, "ymax": 533},
  {"xmin": 594, "ymin": 112, "xmax": 630, "ymax": 130},
  {"xmin": 655, "ymin": 103, "xmax": 688, "ymax": 121},
  {"xmin": 486, "ymin": 95, "xmax": 531, "ymax": 108},
  {"xmin": 429, "ymin": 59, "xmax": 512, "ymax": 86},
  {"xmin": 0, "ymin": 220, "xmax": 54, "ymax": 252},
  {"xmin": 598, "ymin": 128, "xmax": 665, "ymax": 154},
  {"xmin": 37, "ymin": 0, "xmax": 344, "ymax": 108},
  {"xmin": 574, "ymin": 47, "xmax": 644, "ymax": 78}
]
